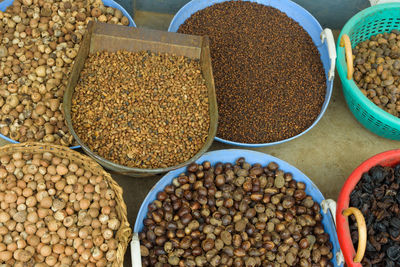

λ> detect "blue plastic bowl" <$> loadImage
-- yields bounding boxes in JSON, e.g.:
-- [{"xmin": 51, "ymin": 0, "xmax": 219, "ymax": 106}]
[
  {"xmin": 168, "ymin": 0, "xmax": 334, "ymax": 147},
  {"xmin": 134, "ymin": 149, "xmax": 343, "ymax": 267},
  {"xmin": 0, "ymin": 0, "xmax": 136, "ymax": 149}
]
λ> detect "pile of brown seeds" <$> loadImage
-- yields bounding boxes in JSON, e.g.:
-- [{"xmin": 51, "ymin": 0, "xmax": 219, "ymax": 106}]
[
  {"xmin": 71, "ymin": 50, "xmax": 210, "ymax": 169},
  {"xmin": 139, "ymin": 158, "xmax": 334, "ymax": 267},
  {"xmin": 353, "ymin": 30, "xmax": 400, "ymax": 117},
  {"xmin": 0, "ymin": 0, "xmax": 130, "ymax": 146},
  {"xmin": 178, "ymin": 1, "xmax": 326, "ymax": 143}
]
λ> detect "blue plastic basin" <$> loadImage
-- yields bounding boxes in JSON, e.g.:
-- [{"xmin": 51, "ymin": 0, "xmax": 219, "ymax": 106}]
[
  {"xmin": 134, "ymin": 149, "xmax": 343, "ymax": 267},
  {"xmin": 168, "ymin": 0, "xmax": 334, "ymax": 147},
  {"xmin": 0, "ymin": 0, "xmax": 135, "ymax": 149}
]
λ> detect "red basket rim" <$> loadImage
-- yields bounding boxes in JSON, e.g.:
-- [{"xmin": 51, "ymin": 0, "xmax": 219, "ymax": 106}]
[{"xmin": 336, "ymin": 149, "xmax": 400, "ymax": 267}]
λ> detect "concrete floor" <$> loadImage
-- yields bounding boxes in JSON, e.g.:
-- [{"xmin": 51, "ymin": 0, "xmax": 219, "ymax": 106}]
[{"xmin": 0, "ymin": 12, "xmax": 399, "ymax": 266}]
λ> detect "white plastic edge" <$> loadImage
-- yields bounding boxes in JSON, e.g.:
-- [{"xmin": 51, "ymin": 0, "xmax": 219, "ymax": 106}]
[
  {"xmin": 131, "ymin": 233, "xmax": 142, "ymax": 267},
  {"xmin": 321, "ymin": 199, "xmax": 345, "ymax": 266},
  {"xmin": 320, "ymin": 28, "xmax": 336, "ymax": 81},
  {"xmin": 321, "ymin": 199, "xmax": 337, "ymax": 226},
  {"xmin": 370, "ymin": 0, "xmax": 400, "ymax": 5}
]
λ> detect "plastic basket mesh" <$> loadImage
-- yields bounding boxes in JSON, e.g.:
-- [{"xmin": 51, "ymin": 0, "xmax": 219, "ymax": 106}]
[
  {"xmin": 349, "ymin": 16, "xmax": 400, "ymax": 46},
  {"xmin": 340, "ymin": 5, "xmax": 400, "ymax": 139},
  {"xmin": 346, "ymin": 93, "xmax": 400, "ymax": 136}
]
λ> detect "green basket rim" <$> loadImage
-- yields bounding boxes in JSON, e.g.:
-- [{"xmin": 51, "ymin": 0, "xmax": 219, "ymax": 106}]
[{"xmin": 337, "ymin": 2, "xmax": 400, "ymax": 129}]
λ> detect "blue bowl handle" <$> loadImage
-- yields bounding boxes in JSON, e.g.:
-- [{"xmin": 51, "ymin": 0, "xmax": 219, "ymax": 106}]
[
  {"xmin": 322, "ymin": 199, "xmax": 345, "ymax": 266},
  {"xmin": 321, "ymin": 28, "xmax": 336, "ymax": 81},
  {"xmin": 131, "ymin": 233, "xmax": 142, "ymax": 267}
]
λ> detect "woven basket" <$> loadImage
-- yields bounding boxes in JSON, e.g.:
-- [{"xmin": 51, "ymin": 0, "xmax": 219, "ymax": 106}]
[{"xmin": 0, "ymin": 142, "xmax": 132, "ymax": 267}]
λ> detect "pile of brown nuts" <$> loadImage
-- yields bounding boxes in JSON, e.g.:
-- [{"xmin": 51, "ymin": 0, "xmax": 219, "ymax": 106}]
[
  {"xmin": 0, "ymin": 0, "xmax": 130, "ymax": 146},
  {"xmin": 0, "ymin": 150, "xmax": 122, "ymax": 266},
  {"xmin": 71, "ymin": 50, "xmax": 210, "ymax": 169},
  {"xmin": 139, "ymin": 158, "xmax": 334, "ymax": 266},
  {"xmin": 353, "ymin": 30, "xmax": 400, "ymax": 117}
]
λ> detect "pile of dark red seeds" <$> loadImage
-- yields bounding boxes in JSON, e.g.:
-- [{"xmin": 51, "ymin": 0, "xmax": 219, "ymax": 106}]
[{"xmin": 178, "ymin": 1, "xmax": 326, "ymax": 143}]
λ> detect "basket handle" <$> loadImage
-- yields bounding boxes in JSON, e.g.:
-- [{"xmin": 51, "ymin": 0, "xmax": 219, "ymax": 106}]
[
  {"xmin": 343, "ymin": 207, "xmax": 367, "ymax": 263},
  {"xmin": 339, "ymin": 34, "xmax": 354, "ymax": 80},
  {"xmin": 321, "ymin": 28, "xmax": 336, "ymax": 81}
]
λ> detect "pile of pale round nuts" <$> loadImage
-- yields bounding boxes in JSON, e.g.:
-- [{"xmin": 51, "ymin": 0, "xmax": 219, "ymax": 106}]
[
  {"xmin": 0, "ymin": 0, "xmax": 130, "ymax": 146},
  {"xmin": 139, "ymin": 158, "xmax": 334, "ymax": 267},
  {"xmin": 0, "ymin": 150, "xmax": 122, "ymax": 266}
]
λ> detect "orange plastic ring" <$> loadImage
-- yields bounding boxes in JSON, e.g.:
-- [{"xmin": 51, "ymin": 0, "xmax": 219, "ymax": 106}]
[
  {"xmin": 343, "ymin": 207, "xmax": 367, "ymax": 263},
  {"xmin": 340, "ymin": 34, "xmax": 354, "ymax": 80}
]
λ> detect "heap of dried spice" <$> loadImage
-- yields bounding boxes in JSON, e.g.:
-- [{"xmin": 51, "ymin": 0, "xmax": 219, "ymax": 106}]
[
  {"xmin": 349, "ymin": 164, "xmax": 400, "ymax": 266},
  {"xmin": 178, "ymin": 1, "xmax": 326, "ymax": 143},
  {"xmin": 71, "ymin": 50, "xmax": 210, "ymax": 169}
]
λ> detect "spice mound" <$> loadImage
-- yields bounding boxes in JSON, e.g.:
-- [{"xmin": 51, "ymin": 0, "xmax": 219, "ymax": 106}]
[
  {"xmin": 349, "ymin": 164, "xmax": 400, "ymax": 266},
  {"xmin": 139, "ymin": 158, "xmax": 334, "ymax": 266},
  {"xmin": 353, "ymin": 30, "xmax": 400, "ymax": 117},
  {"xmin": 0, "ymin": 0, "xmax": 130, "ymax": 146},
  {"xmin": 178, "ymin": 1, "xmax": 326, "ymax": 144},
  {"xmin": 0, "ymin": 150, "xmax": 122, "ymax": 266},
  {"xmin": 71, "ymin": 50, "xmax": 210, "ymax": 169}
]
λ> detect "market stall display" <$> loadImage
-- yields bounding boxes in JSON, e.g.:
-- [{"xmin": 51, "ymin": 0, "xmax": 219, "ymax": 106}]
[
  {"xmin": 134, "ymin": 149, "xmax": 342, "ymax": 266},
  {"xmin": 169, "ymin": 0, "xmax": 336, "ymax": 147},
  {"xmin": 1, "ymin": 0, "xmax": 399, "ymax": 266},
  {"xmin": 63, "ymin": 22, "xmax": 217, "ymax": 176},
  {"xmin": 0, "ymin": 0, "xmax": 135, "ymax": 148},
  {"xmin": 336, "ymin": 149, "xmax": 400, "ymax": 267},
  {"xmin": 337, "ymin": 3, "xmax": 400, "ymax": 140},
  {"xmin": 0, "ymin": 142, "xmax": 131, "ymax": 266}
]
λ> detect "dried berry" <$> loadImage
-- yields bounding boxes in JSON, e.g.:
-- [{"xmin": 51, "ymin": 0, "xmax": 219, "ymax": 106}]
[
  {"xmin": 391, "ymin": 217, "xmax": 400, "ymax": 229},
  {"xmin": 387, "ymin": 246, "xmax": 400, "ymax": 261},
  {"xmin": 350, "ymin": 163, "xmax": 400, "ymax": 265}
]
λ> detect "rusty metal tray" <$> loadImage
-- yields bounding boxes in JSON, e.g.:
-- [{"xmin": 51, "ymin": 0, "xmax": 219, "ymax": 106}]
[{"xmin": 63, "ymin": 21, "xmax": 218, "ymax": 177}]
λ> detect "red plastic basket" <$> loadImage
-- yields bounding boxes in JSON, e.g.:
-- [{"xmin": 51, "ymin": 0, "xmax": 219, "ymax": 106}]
[{"xmin": 336, "ymin": 149, "xmax": 400, "ymax": 267}]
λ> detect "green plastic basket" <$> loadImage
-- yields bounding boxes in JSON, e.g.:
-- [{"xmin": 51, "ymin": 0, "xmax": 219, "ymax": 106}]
[{"xmin": 337, "ymin": 3, "xmax": 400, "ymax": 140}]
